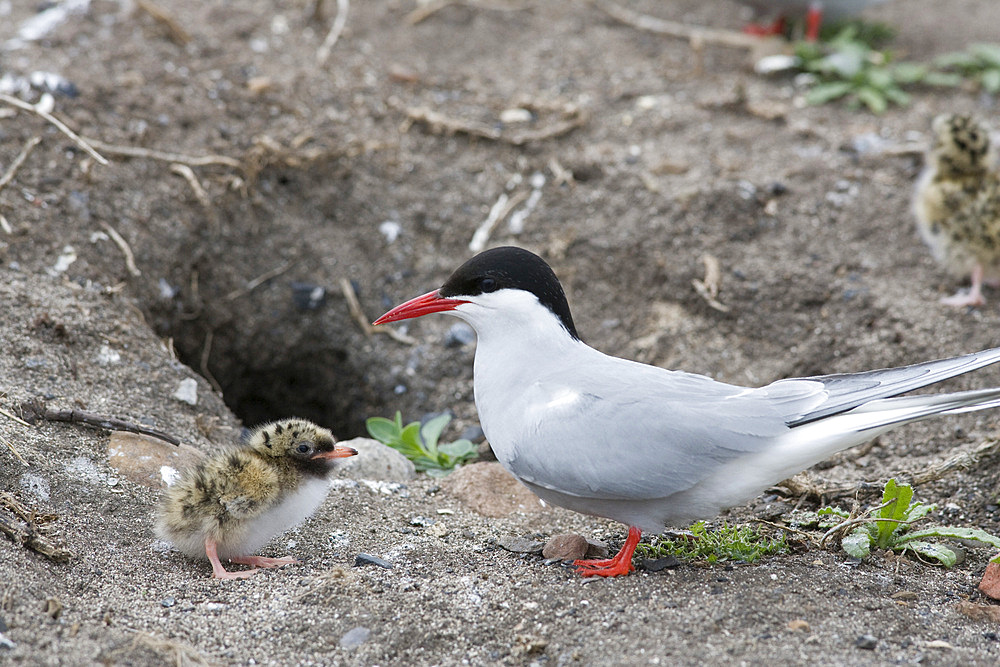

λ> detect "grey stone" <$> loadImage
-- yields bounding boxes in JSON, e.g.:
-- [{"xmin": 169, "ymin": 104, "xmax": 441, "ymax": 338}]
[
  {"xmin": 335, "ymin": 437, "xmax": 415, "ymax": 482},
  {"xmin": 497, "ymin": 536, "xmax": 544, "ymax": 554},
  {"xmin": 339, "ymin": 626, "xmax": 371, "ymax": 649},
  {"xmin": 355, "ymin": 553, "xmax": 392, "ymax": 569},
  {"xmin": 855, "ymin": 635, "xmax": 877, "ymax": 650}
]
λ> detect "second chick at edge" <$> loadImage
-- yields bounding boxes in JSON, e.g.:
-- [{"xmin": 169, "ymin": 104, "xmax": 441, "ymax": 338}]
[
  {"xmin": 914, "ymin": 113, "xmax": 1000, "ymax": 307},
  {"xmin": 156, "ymin": 418, "xmax": 357, "ymax": 579}
]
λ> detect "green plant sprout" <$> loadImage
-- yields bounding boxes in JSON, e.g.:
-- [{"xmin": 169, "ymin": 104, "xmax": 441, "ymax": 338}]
[
  {"xmin": 365, "ymin": 411, "xmax": 477, "ymax": 477},
  {"xmin": 819, "ymin": 478, "xmax": 1000, "ymax": 567},
  {"xmin": 637, "ymin": 521, "xmax": 787, "ymax": 565},
  {"xmin": 934, "ymin": 43, "xmax": 1000, "ymax": 94},
  {"xmin": 793, "ymin": 27, "xmax": 960, "ymax": 113}
]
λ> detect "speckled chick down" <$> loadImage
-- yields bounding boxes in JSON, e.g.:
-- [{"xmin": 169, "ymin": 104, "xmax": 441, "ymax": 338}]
[
  {"xmin": 914, "ymin": 114, "xmax": 1000, "ymax": 304},
  {"xmin": 156, "ymin": 419, "xmax": 353, "ymax": 562}
]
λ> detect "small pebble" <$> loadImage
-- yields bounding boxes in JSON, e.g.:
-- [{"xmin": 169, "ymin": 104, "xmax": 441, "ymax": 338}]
[
  {"xmin": 173, "ymin": 378, "xmax": 198, "ymax": 406},
  {"xmin": 0, "ymin": 632, "xmax": 14, "ymax": 650},
  {"xmin": 339, "ymin": 626, "xmax": 371, "ymax": 649},
  {"xmin": 355, "ymin": 553, "xmax": 393, "ymax": 569},
  {"xmin": 543, "ymin": 534, "xmax": 588, "ymax": 561},
  {"xmin": 497, "ymin": 536, "xmax": 544, "ymax": 554},
  {"xmin": 855, "ymin": 634, "xmax": 878, "ymax": 650},
  {"xmin": 161, "ymin": 597, "xmax": 176, "ymax": 608},
  {"xmin": 290, "ymin": 282, "xmax": 327, "ymax": 310},
  {"xmin": 641, "ymin": 556, "xmax": 680, "ymax": 572}
]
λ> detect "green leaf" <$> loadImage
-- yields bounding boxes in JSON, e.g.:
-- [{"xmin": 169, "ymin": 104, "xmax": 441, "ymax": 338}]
[
  {"xmin": 400, "ymin": 422, "xmax": 423, "ymax": 448},
  {"xmin": 897, "ymin": 526, "xmax": 1000, "ymax": 550},
  {"xmin": 425, "ymin": 467, "xmax": 453, "ymax": 478},
  {"xmin": 933, "ymin": 51, "xmax": 979, "ymax": 70},
  {"xmin": 365, "ymin": 417, "xmax": 401, "ymax": 445},
  {"xmin": 818, "ymin": 506, "xmax": 850, "ymax": 519},
  {"xmin": 901, "ymin": 540, "xmax": 957, "ymax": 567},
  {"xmin": 904, "ymin": 501, "xmax": 935, "ymax": 523},
  {"xmin": 420, "ymin": 414, "xmax": 452, "ymax": 452},
  {"xmin": 805, "ymin": 81, "xmax": 854, "ymax": 105},
  {"xmin": 881, "ymin": 86, "xmax": 910, "ymax": 107},
  {"xmin": 438, "ymin": 439, "xmax": 475, "ymax": 459},
  {"xmin": 922, "ymin": 72, "xmax": 963, "ymax": 87},
  {"xmin": 866, "ymin": 67, "xmax": 893, "ymax": 89},
  {"xmin": 855, "ymin": 86, "xmax": 888, "ymax": 114},
  {"xmin": 842, "ymin": 527, "xmax": 872, "ymax": 559},
  {"xmin": 971, "ymin": 43, "xmax": 1000, "ymax": 68},
  {"xmin": 891, "ymin": 62, "xmax": 926, "ymax": 84},
  {"xmin": 982, "ymin": 68, "xmax": 1000, "ymax": 93}
]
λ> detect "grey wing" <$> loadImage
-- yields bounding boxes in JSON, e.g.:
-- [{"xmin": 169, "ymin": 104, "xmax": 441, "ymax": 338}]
[
  {"xmin": 782, "ymin": 347, "xmax": 1000, "ymax": 427},
  {"xmin": 505, "ymin": 362, "xmax": 823, "ymax": 502}
]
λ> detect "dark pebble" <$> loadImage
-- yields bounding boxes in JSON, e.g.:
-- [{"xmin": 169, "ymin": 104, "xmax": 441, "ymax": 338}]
[
  {"xmin": 291, "ymin": 282, "xmax": 327, "ymax": 310},
  {"xmin": 641, "ymin": 556, "xmax": 680, "ymax": 572},
  {"xmin": 0, "ymin": 617, "xmax": 6, "ymax": 632},
  {"xmin": 355, "ymin": 553, "xmax": 393, "ymax": 569},
  {"xmin": 855, "ymin": 634, "xmax": 877, "ymax": 650}
]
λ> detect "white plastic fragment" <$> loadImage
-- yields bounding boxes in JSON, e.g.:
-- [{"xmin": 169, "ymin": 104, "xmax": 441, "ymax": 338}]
[{"xmin": 173, "ymin": 378, "xmax": 198, "ymax": 406}]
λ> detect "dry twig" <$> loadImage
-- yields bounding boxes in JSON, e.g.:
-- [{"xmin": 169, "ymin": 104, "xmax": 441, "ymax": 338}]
[
  {"xmin": 225, "ymin": 261, "xmax": 296, "ymax": 301},
  {"xmin": 0, "ymin": 94, "xmax": 108, "ymax": 165},
  {"xmin": 135, "ymin": 0, "xmax": 192, "ymax": 45},
  {"xmin": 0, "ymin": 433, "xmax": 27, "ymax": 466},
  {"xmin": 0, "ymin": 406, "xmax": 32, "ymax": 428},
  {"xmin": 0, "ymin": 493, "xmax": 73, "ymax": 563},
  {"xmin": 691, "ymin": 253, "xmax": 730, "ymax": 312},
  {"xmin": 340, "ymin": 278, "xmax": 416, "ymax": 345},
  {"xmin": 317, "ymin": 0, "xmax": 349, "ymax": 64},
  {"xmin": 169, "ymin": 163, "xmax": 212, "ymax": 209},
  {"xmin": 404, "ymin": 103, "xmax": 586, "ymax": 146},
  {"xmin": 469, "ymin": 189, "xmax": 529, "ymax": 252},
  {"xmin": 81, "ymin": 137, "xmax": 242, "ymax": 170},
  {"xmin": 406, "ymin": 0, "xmax": 528, "ymax": 25},
  {"xmin": 591, "ymin": 0, "xmax": 765, "ymax": 50},
  {"xmin": 101, "ymin": 222, "xmax": 142, "ymax": 277},
  {"xmin": 17, "ymin": 399, "xmax": 180, "ymax": 446},
  {"xmin": 200, "ymin": 330, "xmax": 224, "ymax": 395},
  {"xmin": 0, "ymin": 135, "xmax": 42, "ymax": 194}
]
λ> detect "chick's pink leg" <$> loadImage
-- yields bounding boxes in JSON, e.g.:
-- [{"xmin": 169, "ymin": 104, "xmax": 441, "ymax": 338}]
[
  {"xmin": 941, "ymin": 264, "xmax": 986, "ymax": 307},
  {"xmin": 205, "ymin": 537, "xmax": 257, "ymax": 580},
  {"xmin": 230, "ymin": 555, "xmax": 299, "ymax": 568},
  {"xmin": 573, "ymin": 526, "xmax": 642, "ymax": 577}
]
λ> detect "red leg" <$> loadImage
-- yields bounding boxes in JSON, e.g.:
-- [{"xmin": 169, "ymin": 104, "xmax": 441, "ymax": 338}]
[
  {"xmin": 230, "ymin": 555, "xmax": 299, "ymax": 568},
  {"xmin": 805, "ymin": 3, "xmax": 823, "ymax": 41},
  {"xmin": 573, "ymin": 526, "xmax": 642, "ymax": 578},
  {"xmin": 205, "ymin": 537, "xmax": 257, "ymax": 580}
]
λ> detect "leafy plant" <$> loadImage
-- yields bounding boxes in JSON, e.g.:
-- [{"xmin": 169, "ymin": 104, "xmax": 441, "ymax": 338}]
[
  {"xmin": 365, "ymin": 411, "xmax": 476, "ymax": 477},
  {"xmin": 793, "ymin": 28, "xmax": 959, "ymax": 113},
  {"xmin": 821, "ymin": 478, "xmax": 1000, "ymax": 567},
  {"xmin": 638, "ymin": 521, "xmax": 787, "ymax": 565},
  {"xmin": 935, "ymin": 43, "xmax": 1000, "ymax": 94}
]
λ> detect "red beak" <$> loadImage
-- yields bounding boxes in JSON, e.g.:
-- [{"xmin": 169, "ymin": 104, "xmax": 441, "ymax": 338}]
[
  {"xmin": 312, "ymin": 445, "xmax": 358, "ymax": 460},
  {"xmin": 373, "ymin": 289, "xmax": 468, "ymax": 326}
]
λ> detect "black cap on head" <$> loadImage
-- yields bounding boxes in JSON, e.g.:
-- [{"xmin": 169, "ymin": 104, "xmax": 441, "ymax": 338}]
[{"xmin": 439, "ymin": 246, "xmax": 579, "ymax": 339}]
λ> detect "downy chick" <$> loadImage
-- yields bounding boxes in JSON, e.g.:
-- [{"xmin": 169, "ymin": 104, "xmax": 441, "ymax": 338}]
[
  {"xmin": 156, "ymin": 418, "xmax": 357, "ymax": 579},
  {"xmin": 914, "ymin": 114, "xmax": 1000, "ymax": 307}
]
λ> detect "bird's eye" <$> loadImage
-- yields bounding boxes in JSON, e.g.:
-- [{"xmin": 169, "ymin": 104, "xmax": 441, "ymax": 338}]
[
  {"xmin": 479, "ymin": 277, "xmax": 497, "ymax": 293},
  {"xmin": 296, "ymin": 442, "xmax": 312, "ymax": 454}
]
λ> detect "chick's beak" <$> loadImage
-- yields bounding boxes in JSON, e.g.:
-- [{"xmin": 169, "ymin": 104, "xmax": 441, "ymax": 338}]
[
  {"xmin": 373, "ymin": 289, "xmax": 468, "ymax": 326},
  {"xmin": 312, "ymin": 445, "xmax": 358, "ymax": 460}
]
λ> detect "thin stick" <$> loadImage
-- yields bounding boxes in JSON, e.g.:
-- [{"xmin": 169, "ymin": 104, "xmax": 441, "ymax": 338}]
[
  {"xmin": 81, "ymin": 137, "xmax": 242, "ymax": 169},
  {"xmin": 18, "ymin": 400, "xmax": 180, "ymax": 446},
  {"xmin": 169, "ymin": 163, "xmax": 212, "ymax": 210},
  {"xmin": 0, "ymin": 406, "xmax": 32, "ymax": 427},
  {"xmin": 101, "ymin": 222, "xmax": 141, "ymax": 277},
  {"xmin": 135, "ymin": 0, "xmax": 192, "ymax": 45},
  {"xmin": 469, "ymin": 190, "xmax": 529, "ymax": 252},
  {"xmin": 0, "ymin": 493, "xmax": 73, "ymax": 563},
  {"xmin": 910, "ymin": 437, "xmax": 1000, "ymax": 485},
  {"xmin": 340, "ymin": 278, "xmax": 416, "ymax": 345},
  {"xmin": 200, "ymin": 330, "xmax": 224, "ymax": 395},
  {"xmin": 0, "ymin": 433, "xmax": 27, "ymax": 466},
  {"xmin": 0, "ymin": 94, "xmax": 108, "ymax": 165},
  {"xmin": 225, "ymin": 261, "xmax": 296, "ymax": 300},
  {"xmin": 0, "ymin": 135, "xmax": 42, "ymax": 194},
  {"xmin": 591, "ymin": 0, "xmax": 763, "ymax": 50},
  {"xmin": 317, "ymin": 0, "xmax": 349, "ymax": 64}
]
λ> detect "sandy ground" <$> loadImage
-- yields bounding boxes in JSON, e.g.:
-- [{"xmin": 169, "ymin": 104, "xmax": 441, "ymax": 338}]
[{"xmin": 4, "ymin": 0, "xmax": 1000, "ymax": 664}]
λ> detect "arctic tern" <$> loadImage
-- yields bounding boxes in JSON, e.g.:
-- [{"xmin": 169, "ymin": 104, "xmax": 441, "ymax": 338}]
[{"xmin": 374, "ymin": 246, "xmax": 1000, "ymax": 577}]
